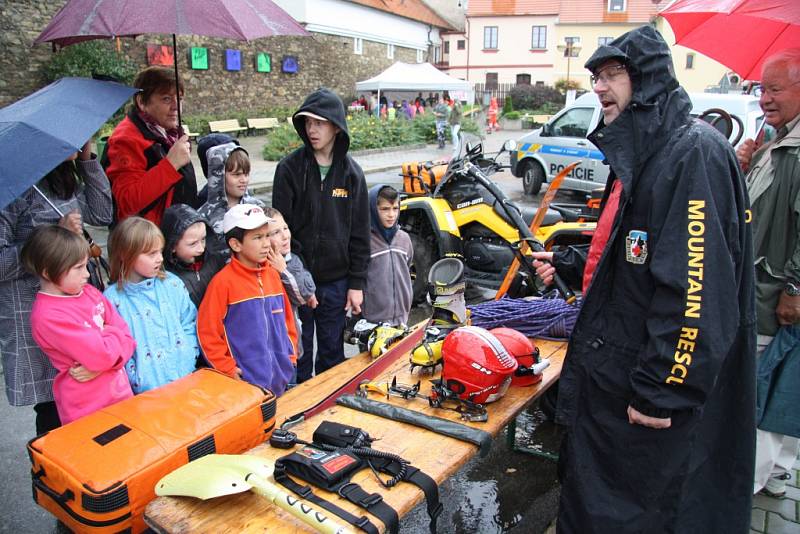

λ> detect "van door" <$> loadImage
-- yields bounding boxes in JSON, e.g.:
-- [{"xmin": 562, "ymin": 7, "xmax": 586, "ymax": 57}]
[{"xmin": 542, "ymin": 106, "xmax": 607, "ymax": 191}]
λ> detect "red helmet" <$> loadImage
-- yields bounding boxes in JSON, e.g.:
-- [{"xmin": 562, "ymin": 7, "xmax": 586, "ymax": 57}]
[
  {"xmin": 490, "ymin": 328, "xmax": 542, "ymax": 386},
  {"xmin": 441, "ymin": 326, "xmax": 518, "ymax": 404}
]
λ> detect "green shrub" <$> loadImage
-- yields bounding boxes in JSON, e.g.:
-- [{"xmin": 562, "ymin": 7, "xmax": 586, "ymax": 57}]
[
  {"xmin": 503, "ymin": 111, "xmax": 521, "ymax": 120},
  {"xmin": 554, "ymin": 78, "xmax": 583, "ymax": 94},
  {"xmin": 43, "ymin": 41, "xmax": 138, "ymax": 85},
  {"xmin": 508, "ymin": 84, "xmax": 564, "ymax": 112},
  {"xmin": 261, "ymin": 124, "xmax": 303, "ymax": 161},
  {"xmin": 260, "ymin": 112, "xmax": 482, "ymax": 161},
  {"xmin": 503, "ymin": 95, "xmax": 514, "ymax": 114}
]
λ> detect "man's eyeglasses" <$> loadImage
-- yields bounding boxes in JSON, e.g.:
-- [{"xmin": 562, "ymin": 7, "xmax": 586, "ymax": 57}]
[
  {"xmin": 590, "ymin": 64, "xmax": 627, "ymax": 86},
  {"xmin": 761, "ymin": 81, "xmax": 800, "ymax": 98}
]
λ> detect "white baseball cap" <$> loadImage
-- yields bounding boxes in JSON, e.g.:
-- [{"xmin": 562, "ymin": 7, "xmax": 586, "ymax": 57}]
[
  {"xmin": 222, "ymin": 204, "xmax": 273, "ymax": 234},
  {"xmin": 295, "ymin": 111, "xmax": 328, "ymax": 122}
]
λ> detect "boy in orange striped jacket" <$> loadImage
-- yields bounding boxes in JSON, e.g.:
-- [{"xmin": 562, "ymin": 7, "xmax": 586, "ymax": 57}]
[{"xmin": 197, "ymin": 204, "xmax": 297, "ymax": 396}]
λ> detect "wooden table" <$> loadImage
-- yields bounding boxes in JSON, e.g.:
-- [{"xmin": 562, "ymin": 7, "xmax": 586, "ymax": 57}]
[{"xmin": 145, "ymin": 338, "xmax": 567, "ymax": 533}]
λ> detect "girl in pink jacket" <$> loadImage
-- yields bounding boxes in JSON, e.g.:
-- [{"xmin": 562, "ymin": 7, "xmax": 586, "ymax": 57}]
[{"xmin": 22, "ymin": 225, "xmax": 135, "ymax": 425}]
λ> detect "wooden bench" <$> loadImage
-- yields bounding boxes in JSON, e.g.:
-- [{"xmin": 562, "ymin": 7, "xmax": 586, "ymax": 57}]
[
  {"xmin": 181, "ymin": 124, "xmax": 199, "ymax": 139},
  {"xmin": 208, "ymin": 119, "xmax": 247, "ymax": 134},
  {"xmin": 246, "ymin": 117, "xmax": 280, "ymax": 134},
  {"xmin": 145, "ymin": 333, "xmax": 567, "ymax": 532}
]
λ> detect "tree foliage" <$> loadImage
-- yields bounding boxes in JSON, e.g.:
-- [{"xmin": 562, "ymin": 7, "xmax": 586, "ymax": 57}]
[
  {"xmin": 507, "ymin": 84, "xmax": 563, "ymax": 112},
  {"xmin": 43, "ymin": 41, "xmax": 138, "ymax": 85}
]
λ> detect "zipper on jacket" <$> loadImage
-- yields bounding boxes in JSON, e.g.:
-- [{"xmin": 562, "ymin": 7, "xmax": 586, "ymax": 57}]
[{"xmin": 257, "ymin": 271, "xmax": 265, "ymax": 296}]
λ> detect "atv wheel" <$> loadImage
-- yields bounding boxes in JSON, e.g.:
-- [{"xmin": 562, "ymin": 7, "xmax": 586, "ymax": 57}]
[
  {"xmin": 409, "ymin": 232, "xmax": 436, "ymax": 304},
  {"xmin": 521, "ymin": 160, "xmax": 544, "ymax": 196}
]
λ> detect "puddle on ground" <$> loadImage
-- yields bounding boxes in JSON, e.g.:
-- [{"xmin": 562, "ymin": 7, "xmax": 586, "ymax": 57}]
[{"xmin": 401, "ymin": 402, "xmax": 563, "ymax": 533}]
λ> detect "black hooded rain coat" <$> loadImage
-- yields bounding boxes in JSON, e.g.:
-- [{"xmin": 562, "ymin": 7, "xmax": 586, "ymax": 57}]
[
  {"xmin": 553, "ymin": 26, "xmax": 756, "ymax": 534},
  {"xmin": 271, "ymin": 89, "xmax": 370, "ymax": 290}
]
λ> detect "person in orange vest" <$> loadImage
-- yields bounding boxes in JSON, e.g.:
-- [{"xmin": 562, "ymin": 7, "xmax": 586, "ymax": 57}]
[{"xmin": 487, "ymin": 96, "xmax": 499, "ymax": 133}]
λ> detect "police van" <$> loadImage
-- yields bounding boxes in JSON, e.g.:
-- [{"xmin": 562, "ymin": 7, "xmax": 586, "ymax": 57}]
[{"xmin": 510, "ymin": 92, "xmax": 764, "ymax": 195}]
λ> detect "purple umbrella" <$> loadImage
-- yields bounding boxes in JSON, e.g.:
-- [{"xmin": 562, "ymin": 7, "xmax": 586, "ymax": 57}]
[{"xmin": 35, "ymin": 0, "xmax": 309, "ymax": 126}]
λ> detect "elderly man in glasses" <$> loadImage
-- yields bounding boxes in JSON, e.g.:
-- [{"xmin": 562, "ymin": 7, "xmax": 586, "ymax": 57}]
[
  {"xmin": 531, "ymin": 25, "xmax": 755, "ymax": 533},
  {"xmin": 736, "ymin": 48, "xmax": 800, "ymax": 500}
]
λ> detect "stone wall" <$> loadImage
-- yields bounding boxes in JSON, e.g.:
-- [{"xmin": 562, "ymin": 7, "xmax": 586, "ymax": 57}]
[{"xmin": 0, "ymin": 0, "xmax": 419, "ymax": 115}]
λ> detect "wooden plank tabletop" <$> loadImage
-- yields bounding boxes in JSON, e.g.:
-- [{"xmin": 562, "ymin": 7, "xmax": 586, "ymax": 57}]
[{"xmin": 145, "ymin": 337, "xmax": 567, "ymax": 533}]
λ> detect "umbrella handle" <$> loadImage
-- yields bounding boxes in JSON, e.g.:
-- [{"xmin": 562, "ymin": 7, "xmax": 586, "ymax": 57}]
[{"xmin": 247, "ymin": 474, "xmax": 354, "ymax": 534}]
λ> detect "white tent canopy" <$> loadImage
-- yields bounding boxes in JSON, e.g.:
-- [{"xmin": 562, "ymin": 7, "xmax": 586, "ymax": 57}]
[{"xmin": 356, "ymin": 62, "xmax": 474, "ymax": 103}]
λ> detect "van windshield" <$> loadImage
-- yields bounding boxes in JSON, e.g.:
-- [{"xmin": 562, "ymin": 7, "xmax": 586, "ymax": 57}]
[{"xmin": 550, "ymin": 107, "xmax": 594, "ymax": 138}]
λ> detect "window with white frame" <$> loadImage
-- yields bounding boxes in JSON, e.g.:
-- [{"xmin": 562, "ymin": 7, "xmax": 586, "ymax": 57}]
[
  {"xmin": 387, "ymin": 43, "xmax": 395, "ymax": 59},
  {"xmin": 598, "ymin": 36, "xmax": 613, "ymax": 47},
  {"xmin": 531, "ymin": 26, "xmax": 546, "ymax": 49},
  {"xmin": 354, "ymin": 37, "xmax": 363, "ymax": 55},
  {"xmin": 457, "ymin": 40, "xmax": 465, "ymax": 50},
  {"xmin": 608, "ymin": 0, "xmax": 626, "ymax": 12},
  {"xmin": 484, "ymin": 26, "xmax": 498, "ymax": 49},
  {"xmin": 685, "ymin": 53, "xmax": 695, "ymax": 69},
  {"xmin": 416, "ymin": 49, "xmax": 424, "ymax": 63}
]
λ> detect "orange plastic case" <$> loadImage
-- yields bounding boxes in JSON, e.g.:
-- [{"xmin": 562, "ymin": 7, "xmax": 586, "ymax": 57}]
[
  {"xmin": 402, "ymin": 161, "xmax": 448, "ymax": 194},
  {"xmin": 28, "ymin": 369, "xmax": 277, "ymax": 533}
]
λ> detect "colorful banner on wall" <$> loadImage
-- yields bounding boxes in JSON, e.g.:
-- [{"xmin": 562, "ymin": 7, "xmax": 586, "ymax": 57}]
[
  {"xmin": 226, "ymin": 49, "xmax": 241, "ymax": 71},
  {"xmin": 147, "ymin": 44, "xmax": 174, "ymax": 66},
  {"xmin": 190, "ymin": 47, "xmax": 209, "ymax": 70},
  {"xmin": 282, "ymin": 56, "xmax": 298, "ymax": 74},
  {"xmin": 256, "ymin": 53, "xmax": 271, "ymax": 73}
]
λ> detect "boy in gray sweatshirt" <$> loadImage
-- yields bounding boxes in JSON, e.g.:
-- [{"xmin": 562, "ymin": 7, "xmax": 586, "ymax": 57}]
[{"xmin": 363, "ymin": 185, "xmax": 413, "ymax": 326}]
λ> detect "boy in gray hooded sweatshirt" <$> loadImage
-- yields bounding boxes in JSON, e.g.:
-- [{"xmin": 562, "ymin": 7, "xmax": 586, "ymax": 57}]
[
  {"xmin": 198, "ymin": 142, "xmax": 263, "ymax": 258},
  {"xmin": 362, "ymin": 184, "xmax": 413, "ymax": 326}
]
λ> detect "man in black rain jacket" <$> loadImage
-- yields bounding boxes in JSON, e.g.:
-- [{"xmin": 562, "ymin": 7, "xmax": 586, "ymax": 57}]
[
  {"xmin": 272, "ymin": 88, "xmax": 370, "ymax": 382},
  {"xmin": 533, "ymin": 25, "xmax": 756, "ymax": 533}
]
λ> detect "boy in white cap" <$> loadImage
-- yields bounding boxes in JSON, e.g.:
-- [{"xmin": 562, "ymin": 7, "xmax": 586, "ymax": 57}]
[{"xmin": 197, "ymin": 204, "xmax": 297, "ymax": 396}]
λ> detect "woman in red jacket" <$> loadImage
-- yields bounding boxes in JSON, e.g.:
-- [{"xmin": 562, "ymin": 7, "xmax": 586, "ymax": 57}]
[{"xmin": 104, "ymin": 66, "xmax": 198, "ymax": 226}]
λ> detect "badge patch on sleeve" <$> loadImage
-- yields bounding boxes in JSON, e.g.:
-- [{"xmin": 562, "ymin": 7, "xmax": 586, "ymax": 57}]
[{"xmin": 625, "ymin": 230, "xmax": 648, "ymax": 264}]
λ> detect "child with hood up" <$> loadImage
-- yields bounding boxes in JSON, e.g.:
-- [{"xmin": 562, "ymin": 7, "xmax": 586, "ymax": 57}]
[
  {"xmin": 198, "ymin": 142, "xmax": 263, "ymax": 256},
  {"xmin": 362, "ymin": 184, "xmax": 413, "ymax": 326},
  {"xmin": 160, "ymin": 203, "xmax": 227, "ymax": 307},
  {"xmin": 272, "ymin": 88, "xmax": 370, "ymax": 382}
]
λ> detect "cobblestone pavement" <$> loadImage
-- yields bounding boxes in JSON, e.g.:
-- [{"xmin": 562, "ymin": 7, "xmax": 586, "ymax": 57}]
[{"xmin": 751, "ymin": 459, "xmax": 800, "ymax": 533}]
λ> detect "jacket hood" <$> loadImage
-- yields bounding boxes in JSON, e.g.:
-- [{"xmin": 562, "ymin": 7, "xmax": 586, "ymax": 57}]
[
  {"xmin": 197, "ymin": 133, "xmax": 238, "ymax": 178},
  {"xmin": 160, "ymin": 203, "xmax": 211, "ymax": 268},
  {"xmin": 586, "ymin": 25, "xmax": 692, "ymax": 186},
  {"xmin": 292, "ymin": 88, "xmax": 350, "ymax": 157},
  {"xmin": 369, "ymin": 183, "xmax": 398, "ymax": 243},
  {"xmin": 198, "ymin": 142, "xmax": 261, "ymax": 235},
  {"xmin": 585, "ymin": 25, "xmax": 679, "ymax": 105}
]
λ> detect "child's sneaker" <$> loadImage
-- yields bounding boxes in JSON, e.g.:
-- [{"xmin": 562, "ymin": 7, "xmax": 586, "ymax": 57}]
[{"xmin": 761, "ymin": 472, "xmax": 791, "ymax": 498}]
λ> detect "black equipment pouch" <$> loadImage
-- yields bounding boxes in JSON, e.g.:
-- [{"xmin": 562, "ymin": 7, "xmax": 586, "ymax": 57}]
[
  {"xmin": 277, "ymin": 445, "xmax": 363, "ymax": 491},
  {"xmin": 275, "ymin": 445, "xmax": 396, "ymax": 534},
  {"xmin": 274, "ymin": 421, "xmax": 441, "ymax": 534}
]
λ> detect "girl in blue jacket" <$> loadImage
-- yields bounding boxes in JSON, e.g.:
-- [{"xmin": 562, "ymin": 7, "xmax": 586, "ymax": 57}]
[{"xmin": 104, "ymin": 217, "xmax": 198, "ymax": 393}]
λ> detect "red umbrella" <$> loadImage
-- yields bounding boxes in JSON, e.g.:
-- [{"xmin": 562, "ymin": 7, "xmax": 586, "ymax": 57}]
[
  {"xmin": 35, "ymin": 0, "xmax": 309, "ymax": 126},
  {"xmin": 660, "ymin": 0, "xmax": 800, "ymax": 81}
]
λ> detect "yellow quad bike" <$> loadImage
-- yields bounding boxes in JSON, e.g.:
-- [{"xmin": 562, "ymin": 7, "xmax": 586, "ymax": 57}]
[{"xmin": 400, "ymin": 141, "xmax": 597, "ymax": 303}]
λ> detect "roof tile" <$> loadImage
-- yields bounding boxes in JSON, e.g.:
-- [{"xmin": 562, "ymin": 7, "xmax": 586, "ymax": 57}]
[
  {"xmin": 468, "ymin": 0, "xmax": 558, "ymax": 16},
  {"xmin": 347, "ymin": 0, "xmax": 454, "ymax": 29}
]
